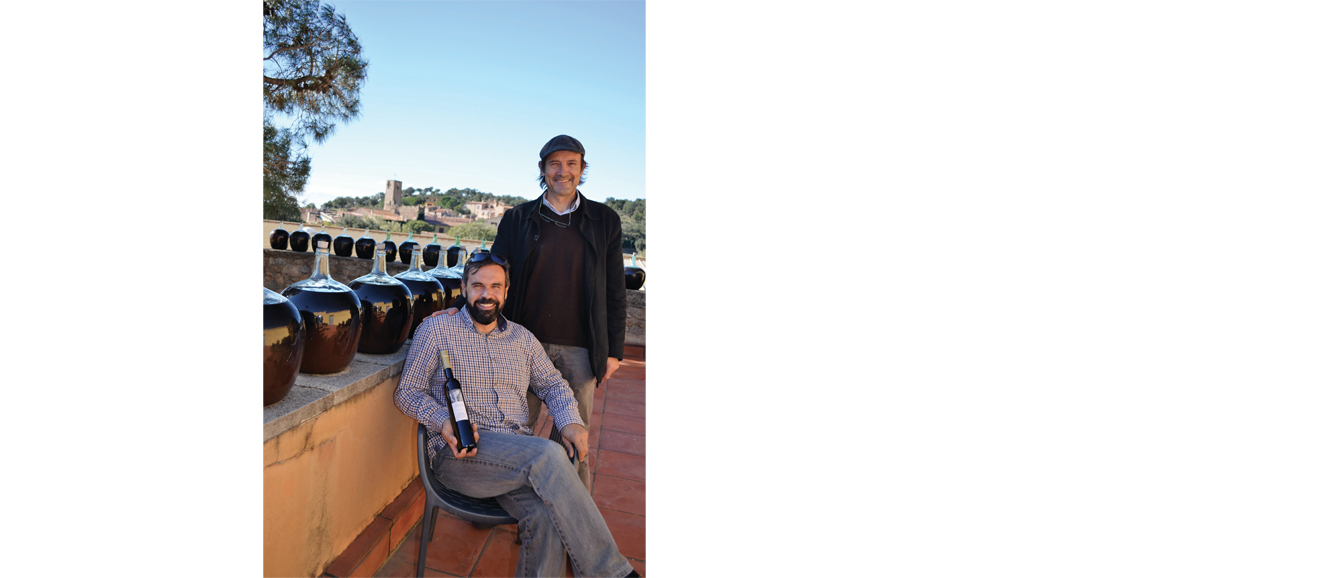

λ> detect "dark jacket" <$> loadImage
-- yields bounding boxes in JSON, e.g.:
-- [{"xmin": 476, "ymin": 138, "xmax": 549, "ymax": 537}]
[{"xmin": 481, "ymin": 194, "xmax": 626, "ymax": 382}]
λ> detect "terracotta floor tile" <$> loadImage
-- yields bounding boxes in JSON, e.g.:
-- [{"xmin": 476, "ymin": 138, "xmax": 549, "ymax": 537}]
[
  {"xmin": 349, "ymin": 524, "xmax": 392, "ymax": 578},
  {"xmin": 609, "ymin": 374, "xmax": 645, "ymax": 385},
  {"xmin": 327, "ymin": 516, "xmax": 391, "ymax": 577},
  {"xmin": 592, "ymin": 474, "xmax": 645, "ymax": 516},
  {"xmin": 372, "ymin": 552, "xmax": 416, "ymax": 578},
  {"xmin": 422, "ymin": 515, "xmax": 492, "ymax": 576},
  {"xmin": 394, "ymin": 522, "xmax": 424, "ymax": 563},
  {"xmin": 607, "ymin": 381, "xmax": 645, "ymax": 396},
  {"xmin": 606, "ymin": 387, "xmax": 645, "ymax": 406},
  {"xmin": 599, "ymin": 430, "xmax": 645, "ymax": 457},
  {"xmin": 627, "ymin": 558, "xmax": 646, "ymax": 576},
  {"xmin": 595, "ymin": 450, "xmax": 645, "ymax": 482},
  {"xmin": 390, "ymin": 490, "xmax": 426, "ymax": 550},
  {"xmin": 600, "ymin": 413, "xmax": 645, "ymax": 435},
  {"xmin": 381, "ymin": 477, "xmax": 423, "ymax": 522},
  {"xmin": 470, "ymin": 528, "xmax": 520, "ymax": 577},
  {"xmin": 588, "ymin": 424, "xmax": 601, "ymax": 448},
  {"xmin": 593, "ymin": 395, "xmax": 606, "ymax": 416},
  {"xmin": 603, "ymin": 399, "xmax": 644, "ymax": 419},
  {"xmin": 600, "ymin": 509, "xmax": 646, "ymax": 560}
]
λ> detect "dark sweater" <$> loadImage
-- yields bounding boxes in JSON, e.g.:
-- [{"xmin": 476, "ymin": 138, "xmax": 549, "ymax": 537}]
[{"xmin": 521, "ymin": 204, "xmax": 589, "ymax": 348}]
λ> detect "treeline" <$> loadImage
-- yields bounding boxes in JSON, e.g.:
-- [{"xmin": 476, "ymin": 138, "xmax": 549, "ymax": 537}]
[
  {"xmin": 603, "ymin": 197, "xmax": 646, "ymax": 254},
  {"xmin": 319, "ymin": 193, "xmax": 384, "ymax": 211}
]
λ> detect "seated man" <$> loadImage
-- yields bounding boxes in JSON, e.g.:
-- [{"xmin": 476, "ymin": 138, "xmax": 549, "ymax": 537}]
[{"xmin": 394, "ymin": 254, "xmax": 637, "ymax": 578}]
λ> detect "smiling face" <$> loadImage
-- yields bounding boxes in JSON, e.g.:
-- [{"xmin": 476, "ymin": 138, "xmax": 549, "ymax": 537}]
[
  {"xmin": 540, "ymin": 150, "xmax": 584, "ymax": 197},
  {"xmin": 463, "ymin": 262, "xmax": 508, "ymax": 327}
]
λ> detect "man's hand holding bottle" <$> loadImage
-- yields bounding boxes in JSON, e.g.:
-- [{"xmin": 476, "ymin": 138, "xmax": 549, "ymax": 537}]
[{"xmin": 440, "ymin": 419, "xmax": 480, "ymax": 459}]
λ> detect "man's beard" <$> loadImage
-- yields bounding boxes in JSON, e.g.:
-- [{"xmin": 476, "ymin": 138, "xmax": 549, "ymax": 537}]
[{"xmin": 466, "ymin": 298, "xmax": 502, "ymax": 325}]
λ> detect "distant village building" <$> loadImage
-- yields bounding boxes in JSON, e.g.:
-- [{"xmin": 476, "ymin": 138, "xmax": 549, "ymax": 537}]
[
  {"xmin": 463, "ymin": 201, "xmax": 513, "ymax": 220},
  {"xmin": 438, "ymin": 215, "xmax": 476, "ymax": 227},
  {"xmin": 349, "ymin": 207, "xmax": 410, "ymax": 223}
]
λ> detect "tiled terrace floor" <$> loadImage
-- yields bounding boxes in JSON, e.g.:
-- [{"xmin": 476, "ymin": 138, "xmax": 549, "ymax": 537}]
[{"xmin": 371, "ymin": 349, "xmax": 646, "ymax": 577}]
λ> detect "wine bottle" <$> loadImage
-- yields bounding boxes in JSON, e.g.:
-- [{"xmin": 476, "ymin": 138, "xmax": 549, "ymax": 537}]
[{"xmin": 440, "ymin": 350, "xmax": 476, "ymax": 450}]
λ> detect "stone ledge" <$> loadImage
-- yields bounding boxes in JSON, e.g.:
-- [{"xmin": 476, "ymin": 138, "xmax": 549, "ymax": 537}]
[{"xmin": 263, "ymin": 344, "xmax": 412, "ymax": 442}]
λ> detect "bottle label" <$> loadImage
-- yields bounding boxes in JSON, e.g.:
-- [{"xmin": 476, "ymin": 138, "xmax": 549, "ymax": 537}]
[{"xmin": 449, "ymin": 389, "xmax": 468, "ymax": 422}]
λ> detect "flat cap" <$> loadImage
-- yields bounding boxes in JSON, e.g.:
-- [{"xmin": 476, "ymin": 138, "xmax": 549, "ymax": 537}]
[{"xmin": 539, "ymin": 135, "xmax": 585, "ymax": 160}]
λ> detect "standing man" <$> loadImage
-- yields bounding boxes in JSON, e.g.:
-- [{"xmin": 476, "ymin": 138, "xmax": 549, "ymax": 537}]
[{"xmin": 443, "ymin": 134, "xmax": 626, "ymax": 491}]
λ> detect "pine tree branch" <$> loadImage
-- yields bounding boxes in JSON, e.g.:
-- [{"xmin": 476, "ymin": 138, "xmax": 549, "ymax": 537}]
[{"xmin": 264, "ymin": 44, "xmax": 318, "ymax": 60}]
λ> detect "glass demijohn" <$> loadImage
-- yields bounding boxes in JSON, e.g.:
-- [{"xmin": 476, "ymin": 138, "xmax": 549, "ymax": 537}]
[
  {"xmin": 333, "ymin": 226, "xmax": 354, "ymax": 257},
  {"xmin": 428, "ymin": 241, "xmax": 464, "ymax": 310},
  {"xmin": 624, "ymin": 253, "xmax": 646, "ymax": 290},
  {"xmin": 280, "ymin": 240, "xmax": 363, "ymax": 374},
  {"xmin": 393, "ymin": 243, "xmax": 445, "ymax": 338},
  {"xmin": 423, "ymin": 233, "xmax": 443, "ymax": 268},
  {"xmin": 289, "ymin": 226, "xmax": 311, "ymax": 252},
  {"xmin": 354, "ymin": 228, "xmax": 376, "ymax": 259},
  {"xmin": 380, "ymin": 231, "xmax": 397, "ymax": 263},
  {"xmin": 398, "ymin": 231, "xmax": 419, "ymax": 265},
  {"xmin": 350, "ymin": 243, "xmax": 413, "ymax": 354},
  {"xmin": 269, "ymin": 222, "xmax": 289, "ymax": 250},
  {"xmin": 311, "ymin": 224, "xmax": 332, "ymax": 253},
  {"xmin": 446, "ymin": 237, "xmax": 464, "ymax": 267},
  {"xmin": 263, "ymin": 287, "xmax": 306, "ymax": 405}
]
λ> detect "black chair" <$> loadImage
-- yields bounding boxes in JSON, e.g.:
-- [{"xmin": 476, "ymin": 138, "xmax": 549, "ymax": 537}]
[{"xmin": 415, "ymin": 423, "xmax": 517, "ymax": 578}]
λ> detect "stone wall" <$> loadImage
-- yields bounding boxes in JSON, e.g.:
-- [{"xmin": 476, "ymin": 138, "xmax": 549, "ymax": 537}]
[{"xmin": 625, "ymin": 290, "xmax": 645, "ymax": 347}]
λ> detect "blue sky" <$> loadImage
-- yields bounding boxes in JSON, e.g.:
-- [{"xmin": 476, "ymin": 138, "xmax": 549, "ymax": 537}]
[{"xmin": 285, "ymin": 1, "xmax": 645, "ymax": 207}]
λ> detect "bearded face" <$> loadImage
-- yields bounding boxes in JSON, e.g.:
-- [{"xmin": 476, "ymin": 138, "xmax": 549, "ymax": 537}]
[{"xmin": 463, "ymin": 262, "xmax": 507, "ymax": 326}]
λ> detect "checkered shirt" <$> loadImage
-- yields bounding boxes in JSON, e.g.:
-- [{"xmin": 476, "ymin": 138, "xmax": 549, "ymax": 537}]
[{"xmin": 395, "ymin": 306, "xmax": 584, "ymax": 462}]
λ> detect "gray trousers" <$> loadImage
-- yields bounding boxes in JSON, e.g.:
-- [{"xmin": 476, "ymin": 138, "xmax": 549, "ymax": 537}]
[
  {"xmin": 526, "ymin": 343, "xmax": 596, "ymax": 491},
  {"xmin": 433, "ymin": 432, "xmax": 633, "ymax": 577}
]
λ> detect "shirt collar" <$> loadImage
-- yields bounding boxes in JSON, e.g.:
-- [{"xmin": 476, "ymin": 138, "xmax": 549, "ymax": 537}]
[
  {"xmin": 457, "ymin": 302, "xmax": 508, "ymax": 333},
  {"xmin": 541, "ymin": 191, "xmax": 581, "ymax": 216}
]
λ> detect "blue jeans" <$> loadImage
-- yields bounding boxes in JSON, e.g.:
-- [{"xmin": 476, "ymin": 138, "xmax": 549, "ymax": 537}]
[
  {"xmin": 434, "ymin": 431, "xmax": 633, "ymax": 578},
  {"xmin": 527, "ymin": 343, "xmax": 597, "ymax": 490}
]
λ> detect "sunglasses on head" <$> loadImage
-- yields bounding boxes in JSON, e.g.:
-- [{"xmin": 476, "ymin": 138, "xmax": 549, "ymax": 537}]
[{"xmin": 470, "ymin": 252, "xmax": 506, "ymax": 265}]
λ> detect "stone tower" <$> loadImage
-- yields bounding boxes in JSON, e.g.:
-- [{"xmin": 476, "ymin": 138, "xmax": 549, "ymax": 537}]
[{"xmin": 384, "ymin": 180, "xmax": 403, "ymax": 212}]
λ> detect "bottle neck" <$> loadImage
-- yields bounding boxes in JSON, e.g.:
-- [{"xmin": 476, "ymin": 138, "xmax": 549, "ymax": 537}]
[
  {"xmin": 408, "ymin": 247, "xmax": 422, "ymax": 272},
  {"xmin": 310, "ymin": 247, "xmax": 331, "ymax": 281},
  {"xmin": 372, "ymin": 250, "xmax": 386, "ymax": 275}
]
